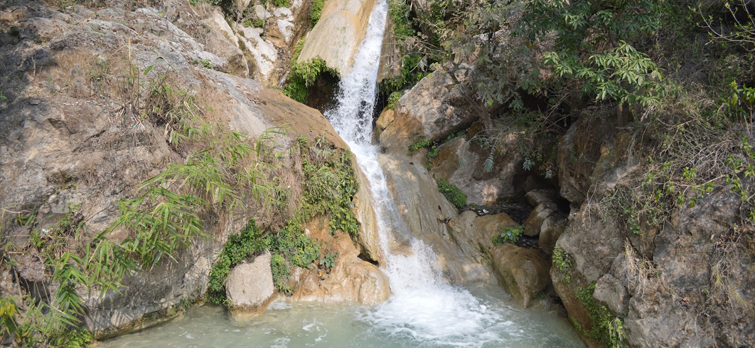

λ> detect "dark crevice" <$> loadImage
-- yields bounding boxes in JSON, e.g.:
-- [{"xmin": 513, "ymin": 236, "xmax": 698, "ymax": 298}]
[{"xmin": 357, "ymin": 251, "xmax": 379, "ymax": 267}]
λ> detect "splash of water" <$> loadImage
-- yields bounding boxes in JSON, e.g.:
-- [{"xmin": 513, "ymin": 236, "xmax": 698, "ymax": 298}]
[{"xmin": 322, "ymin": 1, "xmax": 514, "ymax": 346}]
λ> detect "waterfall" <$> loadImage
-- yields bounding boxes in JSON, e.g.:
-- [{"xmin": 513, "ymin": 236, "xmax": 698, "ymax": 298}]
[{"xmin": 323, "ymin": 1, "xmax": 511, "ymax": 347}]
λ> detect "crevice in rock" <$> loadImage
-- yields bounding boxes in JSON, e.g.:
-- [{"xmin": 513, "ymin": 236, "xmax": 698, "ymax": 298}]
[
  {"xmin": 357, "ymin": 251, "xmax": 379, "ymax": 267},
  {"xmin": 305, "ymin": 71, "xmax": 340, "ymax": 113}
]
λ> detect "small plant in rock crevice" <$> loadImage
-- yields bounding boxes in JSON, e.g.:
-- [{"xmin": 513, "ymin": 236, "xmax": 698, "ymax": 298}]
[
  {"xmin": 573, "ymin": 283, "xmax": 628, "ymax": 348},
  {"xmin": 492, "ymin": 225, "xmax": 524, "ymax": 245},
  {"xmin": 319, "ymin": 252, "xmax": 338, "ymax": 272},
  {"xmin": 553, "ymin": 245, "xmax": 572, "ymax": 284}
]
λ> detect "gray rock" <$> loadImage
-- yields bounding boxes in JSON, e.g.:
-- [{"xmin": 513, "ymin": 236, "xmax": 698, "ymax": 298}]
[
  {"xmin": 253, "ymin": 5, "xmax": 272, "ymax": 19},
  {"xmin": 378, "ymin": 72, "xmax": 479, "ymax": 154},
  {"xmin": 226, "ymin": 252, "xmax": 275, "ymax": 316},
  {"xmin": 593, "ymin": 274, "xmax": 628, "ymax": 315}
]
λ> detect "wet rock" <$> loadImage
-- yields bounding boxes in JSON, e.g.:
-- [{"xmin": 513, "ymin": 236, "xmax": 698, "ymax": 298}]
[
  {"xmin": 490, "ymin": 243, "xmax": 550, "ymax": 307},
  {"xmin": 226, "ymin": 252, "xmax": 276, "ymax": 320},
  {"xmin": 352, "ymin": 166, "xmax": 384, "ymax": 265},
  {"xmin": 379, "ymin": 153, "xmax": 495, "ymax": 284}
]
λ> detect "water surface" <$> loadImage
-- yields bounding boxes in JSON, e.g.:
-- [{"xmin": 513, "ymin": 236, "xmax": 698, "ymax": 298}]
[{"xmin": 100, "ymin": 285, "xmax": 584, "ymax": 348}]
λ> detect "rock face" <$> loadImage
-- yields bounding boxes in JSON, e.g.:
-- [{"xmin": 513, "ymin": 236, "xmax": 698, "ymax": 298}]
[
  {"xmin": 0, "ymin": 0, "xmax": 385, "ymax": 339},
  {"xmin": 289, "ymin": 218, "xmax": 390, "ymax": 305},
  {"xmin": 298, "ymin": 0, "xmax": 378, "ymax": 75},
  {"xmin": 378, "ymin": 153, "xmax": 491, "ymax": 284},
  {"xmin": 429, "ymin": 134, "xmax": 525, "ymax": 205},
  {"xmin": 551, "ymin": 117, "xmax": 755, "ymax": 347},
  {"xmin": 377, "ymin": 72, "xmax": 479, "ymax": 154},
  {"xmin": 226, "ymin": 252, "xmax": 276, "ymax": 320}
]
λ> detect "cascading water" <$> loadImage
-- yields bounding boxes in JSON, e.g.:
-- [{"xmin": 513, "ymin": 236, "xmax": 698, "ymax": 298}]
[{"xmin": 323, "ymin": 2, "xmax": 576, "ymax": 347}]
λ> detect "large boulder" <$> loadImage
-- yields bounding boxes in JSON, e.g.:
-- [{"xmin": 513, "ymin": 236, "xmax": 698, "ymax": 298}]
[
  {"xmin": 490, "ymin": 244, "xmax": 550, "ymax": 308},
  {"xmin": 297, "ymin": 0, "xmax": 378, "ymax": 75},
  {"xmin": 377, "ymin": 72, "xmax": 479, "ymax": 154},
  {"xmin": 551, "ymin": 190, "xmax": 755, "ymax": 347},
  {"xmin": 226, "ymin": 252, "xmax": 276, "ymax": 320}
]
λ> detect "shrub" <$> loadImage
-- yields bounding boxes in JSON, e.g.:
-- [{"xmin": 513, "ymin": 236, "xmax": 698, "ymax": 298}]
[
  {"xmin": 386, "ymin": 90, "xmax": 403, "ymax": 109},
  {"xmin": 283, "ymin": 58, "xmax": 338, "ymax": 103},
  {"xmin": 310, "ymin": 0, "xmax": 325, "ymax": 27},
  {"xmin": 437, "ymin": 180, "xmax": 466, "ymax": 208}
]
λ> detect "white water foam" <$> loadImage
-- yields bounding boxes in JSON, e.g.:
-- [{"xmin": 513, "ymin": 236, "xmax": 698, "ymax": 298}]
[{"xmin": 323, "ymin": 1, "xmax": 518, "ymax": 346}]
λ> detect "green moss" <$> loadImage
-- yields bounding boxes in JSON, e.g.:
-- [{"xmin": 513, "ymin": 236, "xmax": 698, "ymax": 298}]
[
  {"xmin": 386, "ymin": 91, "xmax": 403, "ymax": 109},
  {"xmin": 380, "ymin": 54, "xmax": 428, "ymax": 98},
  {"xmin": 297, "ymin": 136, "xmax": 360, "ymax": 237},
  {"xmin": 207, "ymin": 219, "xmax": 268, "ymax": 304},
  {"xmin": 388, "ymin": 0, "xmax": 414, "ymax": 40},
  {"xmin": 437, "ymin": 180, "xmax": 466, "ymax": 208},
  {"xmin": 273, "ymin": 0, "xmax": 289, "ymax": 7},
  {"xmin": 409, "ymin": 139, "xmax": 433, "ymax": 152}
]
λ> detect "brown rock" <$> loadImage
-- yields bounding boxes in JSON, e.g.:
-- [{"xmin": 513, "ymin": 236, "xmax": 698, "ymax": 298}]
[
  {"xmin": 538, "ymin": 214, "xmax": 566, "ymax": 255},
  {"xmin": 490, "ymin": 244, "xmax": 550, "ymax": 307},
  {"xmin": 375, "ymin": 108, "xmax": 394, "ymax": 138},
  {"xmin": 297, "ymin": 0, "xmax": 378, "ymax": 75},
  {"xmin": 523, "ymin": 202, "xmax": 557, "ymax": 237},
  {"xmin": 290, "ymin": 218, "xmax": 390, "ymax": 305}
]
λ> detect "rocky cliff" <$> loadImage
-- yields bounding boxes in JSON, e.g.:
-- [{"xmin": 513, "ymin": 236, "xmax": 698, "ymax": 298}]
[
  {"xmin": 0, "ymin": 0, "xmax": 388, "ymax": 344},
  {"xmin": 376, "ymin": 68, "xmax": 755, "ymax": 347}
]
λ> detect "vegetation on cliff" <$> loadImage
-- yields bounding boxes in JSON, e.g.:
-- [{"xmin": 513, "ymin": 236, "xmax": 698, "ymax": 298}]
[{"xmin": 386, "ymin": 0, "xmax": 755, "ymax": 346}]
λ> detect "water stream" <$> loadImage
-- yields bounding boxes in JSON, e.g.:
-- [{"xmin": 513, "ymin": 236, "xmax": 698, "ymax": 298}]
[{"xmin": 101, "ymin": 1, "xmax": 585, "ymax": 347}]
